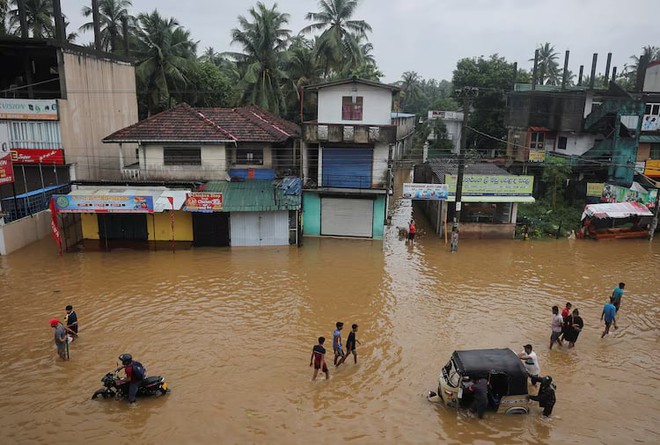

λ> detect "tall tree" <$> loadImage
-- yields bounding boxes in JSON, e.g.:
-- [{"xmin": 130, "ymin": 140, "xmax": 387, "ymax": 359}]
[
  {"xmin": 229, "ymin": 2, "xmax": 291, "ymax": 115},
  {"xmin": 80, "ymin": 0, "xmax": 134, "ymax": 52},
  {"xmin": 8, "ymin": 0, "xmax": 54, "ymax": 38},
  {"xmin": 301, "ymin": 0, "xmax": 372, "ymax": 76},
  {"xmin": 543, "ymin": 156, "xmax": 572, "ymax": 210},
  {"xmin": 531, "ymin": 42, "xmax": 560, "ymax": 85},
  {"xmin": 624, "ymin": 45, "xmax": 660, "ymax": 90},
  {"xmin": 398, "ymin": 71, "xmax": 425, "ymax": 112},
  {"xmin": 1, "ymin": 0, "xmax": 8, "ymax": 35},
  {"xmin": 281, "ymin": 36, "xmax": 322, "ymax": 121},
  {"xmin": 133, "ymin": 10, "xmax": 198, "ymax": 116}
]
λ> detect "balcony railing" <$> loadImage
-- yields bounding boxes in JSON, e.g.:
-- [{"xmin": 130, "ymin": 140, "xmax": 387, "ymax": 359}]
[
  {"xmin": 121, "ymin": 163, "xmax": 141, "ymax": 181},
  {"xmin": 303, "ymin": 123, "xmax": 396, "ymax": 144}
]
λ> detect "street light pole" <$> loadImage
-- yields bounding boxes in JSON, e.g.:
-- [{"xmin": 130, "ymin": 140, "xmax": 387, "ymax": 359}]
[{"xmin": 451, "ymin": 87, "xmax": 478, "ymax": 252}]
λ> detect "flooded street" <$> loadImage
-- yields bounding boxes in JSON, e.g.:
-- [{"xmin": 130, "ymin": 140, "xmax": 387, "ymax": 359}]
[{"xmin": 1, "ymin": 187, "xmax": 659, "ymax": 445}]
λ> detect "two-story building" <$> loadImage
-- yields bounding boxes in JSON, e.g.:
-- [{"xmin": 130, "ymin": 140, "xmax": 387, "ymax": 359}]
[
  {"xmin": 639, "ymin": 61, "xmax": 660, "ymax": 181},
  {"xmin": 301, "ymin": 78, "xmax": 413, "ymax": 239},
  {"xmin": 0, "ymin": 37, "xmax": 138, "ymax": 254},
  {"xmin": 79, "ymin": 102, "xmax": 302, "ymax": 249}
]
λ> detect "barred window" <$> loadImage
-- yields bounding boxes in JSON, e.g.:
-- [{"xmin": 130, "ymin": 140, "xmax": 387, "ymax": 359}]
[{"xmin": 163, "ymin": 147, "xmax": 201, "ymax": 165}]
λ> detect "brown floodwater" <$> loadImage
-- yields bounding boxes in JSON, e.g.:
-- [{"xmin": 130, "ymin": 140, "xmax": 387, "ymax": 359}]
[{"xmin": 1, "ymin": 176, "xmax": 659, "ymax": 445}]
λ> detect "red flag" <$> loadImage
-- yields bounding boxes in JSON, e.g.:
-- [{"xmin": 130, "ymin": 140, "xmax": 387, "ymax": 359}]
[{"xmin": 49, "ymin": 197, "xmax": 62, "ymax": 256}]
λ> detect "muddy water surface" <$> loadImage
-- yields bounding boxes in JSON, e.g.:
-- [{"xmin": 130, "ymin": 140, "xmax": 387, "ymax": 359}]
[{"xmin": 0, "ymin": 195, "xmax": 659, "ymax": 445}]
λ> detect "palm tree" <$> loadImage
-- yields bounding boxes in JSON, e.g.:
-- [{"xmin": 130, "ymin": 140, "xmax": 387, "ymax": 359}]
[
  {"xmin": 1, "ymin": 0, "xmax": 9, "ymax": 35},
  {"xmin": 398, "ymin": 71, "xmax": 425, "ymax": 112},
  {"xmin": 133, "ymin": 10, "xmax": 198, "ymax": 116},
  {"xmin": 229, "ymin": 2, "xmax": 291, "ymax": 115},
  {"xmin": 79, "ymin": 0, "xmax": 134, "ymax": 53},
  {"xmin": 301, "ymin": 0, "xmax": 372, "ymax": 76},
  {"xmin": 531, "ymin": 43, "xmax": 561, "ymax": 85},
  {"xmin": 624, "ymin": 46, "xmax": 660, "ymax": 89},
  {"xmin": 8, "ymin": 0, "xmax": 54, "ymax": 38}
]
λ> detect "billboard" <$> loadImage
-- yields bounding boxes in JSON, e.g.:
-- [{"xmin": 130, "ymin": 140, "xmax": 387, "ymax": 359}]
[
  {"xmin": 184, "ymin": 192, "xmax": 224, "ymax": 211},
  {"xmin": 11, "ymin": 148, "xmax": 65, "ymax": 165},
  {"xmin": 644, "ymin": 159, "xmax": 660, "ymax": 178},
  {"xmin": 601, "ymin": 183, "xmax": 657, "ymax": 209},
  {"xmin": 0, "ymin": 152, "xmax": 15, "ymax": 185},
  {"xmin": 586, "ymin": 183, "xmax": 604, "ymax": 197},
  {"xmin": 528, "ymin": 150, "xmax": 545, "ymax": 162},
  {"xmin": 53, "ymin": 194, "xmax": 154, "ymax": 213},
  {"xmin": 0, "ymin": 98, "xmax": 58, "ymax": 120},
  {"xmin": 402, "ymin": 183, "xmax": 449, "ymax": 200},
  {"xmin": 444, "ymin": 174, "xmax": 534, "ymax": 196}
]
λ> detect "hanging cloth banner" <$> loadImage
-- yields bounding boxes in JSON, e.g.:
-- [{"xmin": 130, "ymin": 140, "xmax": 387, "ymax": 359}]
[
  {"xmin": 0, "ymin": 152, "xmax": 15, "ymax": 185},
  {"xmin": 49, "ymin": 197, "xmax": 62, "ymax": 256}
]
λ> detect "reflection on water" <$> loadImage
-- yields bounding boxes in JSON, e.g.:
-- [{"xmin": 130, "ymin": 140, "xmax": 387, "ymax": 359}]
[{"xmin": 0, "ymin": 170, "xmax": 659, "ymax": 444}]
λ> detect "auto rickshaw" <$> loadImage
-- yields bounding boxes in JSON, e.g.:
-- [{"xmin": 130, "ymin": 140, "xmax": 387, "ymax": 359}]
[{"xmin": 428, "ymin": 348, "xmax": 530, "ymax": 415}]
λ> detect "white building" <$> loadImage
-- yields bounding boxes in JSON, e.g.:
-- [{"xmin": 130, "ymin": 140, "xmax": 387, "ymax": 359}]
[{"xmin": 427, "ymin": 110, "xmax": 464, "ymax": 154}]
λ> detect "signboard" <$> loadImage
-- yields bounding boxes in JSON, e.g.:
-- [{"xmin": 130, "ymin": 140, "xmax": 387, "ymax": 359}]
[
  {"xmin": 644, "ymin": 159, "xmax": 660, "ymax": 178},
  {"xmin": 444, "ymin": 174, "xmax": 534, "ymax": 196},
  {"xmin": 402, "ymin": 183, "xmax": 449, "ymax": 200},
  {"xmin": 601, "ymin": 183, "xmax": 657, "ymax": 209},
  {"xmin": 528, "ymin": 150, "xmax": 545, "ymax": 162},
  {"xmin": 53, "ymin": 194, "xmax": 154, "ymax": 213},
  {"xmin": 428, "ymin": 110, "xmax": 464, "ymax": 121},
  {"xmin": 641, "ymin": 115, "xmax": 659, "ymax": 131},
  {"xmin": 586, "ymin": 183, "xmax": 604, "ymax": 197},
  {"xmin": 0, "ymin": 152, "xmax": 15, "ymax": 185},
  {"xmin": 185, "ymin": 192, "xmax": 224, "ymax": 211},
  {"xmin": 0, "ymin": 98, "xmax": 58, "ymax": 120},
  {"xmin": 11, "ymin": 148, "xmax": 65, "ymax": 165}
]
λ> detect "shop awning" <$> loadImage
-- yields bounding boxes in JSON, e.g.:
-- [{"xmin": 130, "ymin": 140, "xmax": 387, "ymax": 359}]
[
  {"xmin": 581, "ymin": 202, "xmax": 653, "ymax": 220},
  {"xmin": 446, "ymin": 196, "xmax": 535, "ymax": 203}
]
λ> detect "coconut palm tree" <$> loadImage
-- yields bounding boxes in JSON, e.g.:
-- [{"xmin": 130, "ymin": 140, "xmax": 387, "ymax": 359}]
[
  {"xmin": 398, "ymin": 71, "xmax": 425, "ymax": 112},
  {"xmin": 623, "ymin": 45, "xmax": 660, "ymax": 90},
  {"xmin": 531, "ymin": 43, "xmax": 561, "ymax": 85},
  {"xmin": 79, "ymin": 0, "xmax": 134, "ymax": 53},
  {"xmin": 301, "ymin": 0, "xmax": 372, "ymax": 76},
  {"xmin": 8, "ymin": 0, "xmax": 54, "ymax": 38},
  {"xmin": 228, "ymin": 2, "xmax": 291, "ymax": 115},
  {"xmin": 132, "ymin": 10, "xmax": 198, "ymax": 116}
]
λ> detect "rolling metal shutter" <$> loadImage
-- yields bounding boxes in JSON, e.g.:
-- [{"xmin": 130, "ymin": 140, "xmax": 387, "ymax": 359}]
[
  {"xmin": 322, "ymin": 148, "xmax": 373, "ymax": 188},
  {"xmin": 230, "ymin": 211, "xmax": 289, "ymax": 246},
  {"xmin": 321, "ymin": 197, "xmax": 373, "ymax": 237}
]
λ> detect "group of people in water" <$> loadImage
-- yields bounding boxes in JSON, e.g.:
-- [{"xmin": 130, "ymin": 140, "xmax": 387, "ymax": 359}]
[
  {"xmin": 48, "ymin": 305, "xmax": 78, "ymax": 360},
  {"xmin": 310, "ymin": 322, "xmax": 360, "ymax": 380}
]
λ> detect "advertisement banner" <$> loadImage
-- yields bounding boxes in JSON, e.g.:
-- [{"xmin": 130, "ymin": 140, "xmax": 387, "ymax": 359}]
[
  {"xmin": 53, "ymin": 194, "xmax": 154, "ymax": 213},
  {"xmin": 184, "ymin": 192, "xmax": 224, "ymax": 211},
  {"xmin": 11, "ymin": 148, "xmax": 65, "ymax": 165},
  {"xmin": 601, "ymin": 183, "xmax": 657, "ymax": 209},
  {"xmin": 641, "ymin": 115, "xmax": 659, "ymax": 131},
  {"xmin": 49, "ymin": 197, "xmax": 62, "ymax": 256},
  {"xmin": 586, "ymin": 183, "xmax": 604, "ymax": 197},
  {"xmin": 444, "ymin": 174, "xmax": 534, "ymax": 196},
  {"xmin": 0, "ymin": 152, "xmax": 15, "ymax": 185},
  {"xmin": 0, "ymin": 98, "xmax": 58, "ymax": 120},
  {"xmin": 402, "ymin": 183, "xmax": 449, "ymax": 200},
  {"xmin": 528, "ymin": 150, "xmax": 545, "ymax": 162}
]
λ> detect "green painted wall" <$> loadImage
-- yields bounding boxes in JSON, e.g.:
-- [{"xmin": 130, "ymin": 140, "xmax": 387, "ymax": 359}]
[
  {"xmin": 372, "ymin": 196, "xmax": 386, "ymax": 239},
  {"xmin": 303, "ymin": 193, "xmax": 321, "ymax": 236}
]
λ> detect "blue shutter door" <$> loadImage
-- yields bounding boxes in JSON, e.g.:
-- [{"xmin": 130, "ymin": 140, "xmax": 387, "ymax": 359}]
[{"xmin": 322, "ymin": 148, "xmax": 373, "ymax": 188}]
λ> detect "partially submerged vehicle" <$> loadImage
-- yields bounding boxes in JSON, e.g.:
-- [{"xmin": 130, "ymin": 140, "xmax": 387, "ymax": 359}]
[
  {"xmin": 428, "ymin": 348, "xmax": 529, "ymax": 415},
  {"xmin": 580, "ymin": 202, "xmax": 654, "ymax": 240}
]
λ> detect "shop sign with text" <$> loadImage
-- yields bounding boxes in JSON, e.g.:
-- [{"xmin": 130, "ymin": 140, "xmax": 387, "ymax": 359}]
[
  {"xmin": 444, "ymin": 174, "xmax": 534, "ymax": 196},
  {"xmin": 0, "ymin": 98, "xmax": 58, "ymax": 120},
  {"xmin": 402, "ymin": 183, "xmax": 448, "ymax": 200},
  {"xmin": 0, "ymin": 152, "xmax": 15, "ymax": 185},
  {"xmin": 11, "ymin": 148, "xmax": 65, "ymax": 165},
  {"xmin": 53, "ymin": 195, "xmax": 154, "ymax": 213},
  {"xmin": 185, "ymin": 192, "xmax": 224, "ymax": 211}
]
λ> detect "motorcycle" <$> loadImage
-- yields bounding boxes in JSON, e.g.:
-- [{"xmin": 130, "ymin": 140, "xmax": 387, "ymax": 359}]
[{"xmin": 91, "ymin": 370, "xmax": 168, "ymax": 400}]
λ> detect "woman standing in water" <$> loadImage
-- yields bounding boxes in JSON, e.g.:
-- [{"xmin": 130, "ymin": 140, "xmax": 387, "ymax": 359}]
[{"xmin": 563, "ymin": 308, "xmax": 584, "ymax": 348}]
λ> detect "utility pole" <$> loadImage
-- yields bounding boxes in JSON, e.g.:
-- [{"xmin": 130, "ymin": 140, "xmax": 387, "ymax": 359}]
[{"xmin": 451, "ymin": 86, "xmax": 478, "ymax": 252}]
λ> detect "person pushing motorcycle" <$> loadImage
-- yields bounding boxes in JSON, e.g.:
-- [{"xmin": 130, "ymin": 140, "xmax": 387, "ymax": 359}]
[{"xmin": 116, "ymin": 354, "xmax": 146, "ymax": 404}]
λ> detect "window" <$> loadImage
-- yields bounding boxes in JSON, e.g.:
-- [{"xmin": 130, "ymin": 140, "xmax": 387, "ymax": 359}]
[
  {"xmin": 557, "ymin": 136, "xmax": 568, "ymax": 150},
  {"xmin": 645, "ymin": 103, "xmax": 660, "ymax": 116},
  {"xmin": 236, "ymin": 147, "xmax": 263, "ymax": 165},
  {"xmin": 651, "ymin": 144, "xmax": 660, "ymax": 160},
  {"xmin": 163, "ymin": 147, "xmax": 201, "ymax": 165},
  {"xmin": 342, "ymin": 96, "xmax": 363, "ymax": 120},
  {"xmin": 529, "ymin": 132, "xmax": 544, "ymax": 149}
]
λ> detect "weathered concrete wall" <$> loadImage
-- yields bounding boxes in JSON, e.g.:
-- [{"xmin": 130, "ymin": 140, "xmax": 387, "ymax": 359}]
[
  {"xmin": 0, "ymin": 210, "xmax": 51, "ymax": 255},
  {"xmin": 459, "ymin": 223, "xmax": 516, "ymax": 239},
  {"xmin": 58, "ymin": 51, "xmax": 138, "ymax": 181}
]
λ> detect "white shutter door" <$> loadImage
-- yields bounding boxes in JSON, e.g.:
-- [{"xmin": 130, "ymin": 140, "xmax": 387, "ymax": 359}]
[
  {"xmin": 258, "ymin": 211, "xmax": 289, "ymax": 246},
  {"xmin": 321, "ymin": 198, "xmax": 373, "ymax": 237},
  {"xmin": 231, "ymin": 212, "xmax": 289, "ymax": 246},
  {"xmin": 230, "ymin": 212, "xmax": 259, "ymax": 246}
]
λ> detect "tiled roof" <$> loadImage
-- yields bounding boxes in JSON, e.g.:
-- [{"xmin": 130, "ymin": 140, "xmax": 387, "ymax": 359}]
[
  {"xmin": 103, "ymin": 103, "xmax": 300, "ymax": 144},
  {"xmin": 305, "ymin": 77, "xmax": 400, "ymax": 92},
  {"xmin": 428, "ymin": 157, "xmax": 510, "ymax": 181},
  {"xmin": 201, "ymin": 180, "xmax": 300, "ymax": 212}
]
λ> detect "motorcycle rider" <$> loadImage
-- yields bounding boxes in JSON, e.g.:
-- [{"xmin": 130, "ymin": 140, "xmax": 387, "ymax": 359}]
[
  {"xmin": 529, "ymin": 375, "xmax": 556, "ymax": 417},
  {"xmin": 116, "ymin": 354, "xmax": 145, "ymax": 404}
]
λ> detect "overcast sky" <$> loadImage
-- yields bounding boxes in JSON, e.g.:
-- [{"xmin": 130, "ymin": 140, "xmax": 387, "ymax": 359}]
[{"xmin": 66, "ymin": 0, "xmax": 659, "ymax": 83}]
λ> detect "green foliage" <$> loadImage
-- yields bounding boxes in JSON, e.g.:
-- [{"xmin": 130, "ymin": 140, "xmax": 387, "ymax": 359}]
[
  {"xmin": 517, "ymin": 199, "xmax": 584, "ymax": 239},
  {"xmin": 453, "ymin": 54, "xmax": 515, "ymax": 154},
  {"xmin": 8, "ymin": 0, "xmax": 54, "ymax": 38},
  {"xmin": 182, "ymin": 60, "xmax": 233, "ymax": 108},
  {"xmin": 531, "ymin": 42, "xmax": 561, "ymax": 86},
  {"xmin": 80, "ymin": 0, "xmax": 134, "ymax": 52},
  {"xmin": 542, "ymin": 156, "xmax": 572, "ymax": 210}
]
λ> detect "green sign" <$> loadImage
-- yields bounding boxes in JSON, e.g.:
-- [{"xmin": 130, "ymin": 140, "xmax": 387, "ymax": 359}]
[{"xmin": 444, "ymin": 174, "xmax": 534, "ymax": 196}]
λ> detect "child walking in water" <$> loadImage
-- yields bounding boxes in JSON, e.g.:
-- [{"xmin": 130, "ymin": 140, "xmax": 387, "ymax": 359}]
[
  {"xmin": 408, "ymin": 219, "xmax": 416, "ymax": 246},
  {"xmin": 337, "ymin": 324, "xmax": 361, "ymax": 366},
  {"xmin": 310, "ymin": 337, "xmax": 329, "ymax": 380}
]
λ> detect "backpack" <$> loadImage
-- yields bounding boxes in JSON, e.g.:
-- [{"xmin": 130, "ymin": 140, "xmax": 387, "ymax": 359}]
[{"xmin": 131, "ymin": 361, "xmax": 146, "ymax": 380}]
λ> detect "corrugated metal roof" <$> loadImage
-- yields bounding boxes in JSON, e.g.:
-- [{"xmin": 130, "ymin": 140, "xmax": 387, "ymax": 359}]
[
  {"xmin": 428, "ymin": 158, "xmax": 510, "ymax": 181},
  {"xmin": 202, "ymin": 180, "xmax": 300, "ymax": 212},
  {"xmin": 639, "ymin": 135, "xmax": 660, "ymax": 143}
]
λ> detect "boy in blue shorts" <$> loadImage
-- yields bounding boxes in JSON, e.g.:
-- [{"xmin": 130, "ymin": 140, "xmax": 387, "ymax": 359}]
[{"xmin": 601, "ymin": 297, "xmax": 617, "ymax": 338}]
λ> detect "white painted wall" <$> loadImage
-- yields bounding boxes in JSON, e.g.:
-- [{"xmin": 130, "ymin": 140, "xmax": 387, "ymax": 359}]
[
  {"xmin": 554, "ymin": 133, "xmax": 600, "ymax": 157},
  {"xmin": 317, "ymin": 84, "xmax": 393, "ymax": 125},
  {"xmin": 372, "ymin": 143, "xmax": 390, "ymax": 186},
  {"xmin": 141, "ymin": 144, "xmax": 228, "ymax": 180},
  {"xmin": 643, "ymin": 63, "xmax": 660, "ymax": 93},
  {"xmin": 0, "ymin": 209, "xmax": 51, "ymax": 255}
]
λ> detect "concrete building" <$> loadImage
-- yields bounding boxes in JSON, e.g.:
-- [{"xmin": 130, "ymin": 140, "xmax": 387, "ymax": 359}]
[
  {"xmin": 301, "ymin": 78, "xmax": 414, "ymax": 239},
  {"xmin": 427, "ymin": 110, "xmax": 464, "ymax": 154},
  {"xmin": 639, "ymin": 61, "xmax": 660, "ymax": 181}
]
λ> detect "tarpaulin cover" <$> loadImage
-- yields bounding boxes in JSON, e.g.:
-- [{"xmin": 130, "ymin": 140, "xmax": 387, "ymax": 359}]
[{"xmin": 581, "ymin": 201, "xmax": 653, "ymax": 220}]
